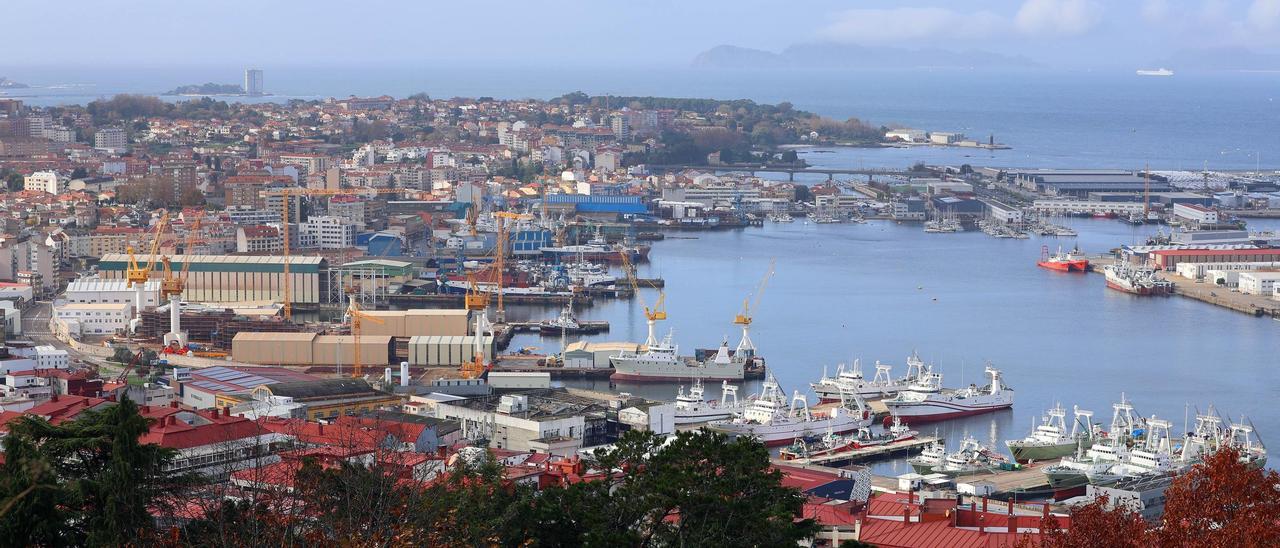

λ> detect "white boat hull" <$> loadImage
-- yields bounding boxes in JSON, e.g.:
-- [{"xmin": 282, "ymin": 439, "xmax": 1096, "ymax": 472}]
[
  {"xmin": 884, "ymin": 395, "xmax": 1013, "ymax": 424},
  {"xmin": 710, "ymin": 414, "xmax": 872, "ymax": 446}
]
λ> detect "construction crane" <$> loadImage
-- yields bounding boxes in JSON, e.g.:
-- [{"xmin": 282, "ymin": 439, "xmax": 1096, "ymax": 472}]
[
  {"xmin": 733, "ymin": 258, "xmax": 775, "ymax": 358},
  {"xmin": 619, "ymin": 248, "xmax": 665, "ymax": 347},
  {"xmin": 112, "ymin": 348, "xmax": 150, "ymax": 384},
  {"xmin": 345, "ymin": 291, "xmax": 385, "ymax": 378},
  {"xmin": 159, "ymin": 213, "xmax": 204, "ymax": 353},
  {"xmin": 125, "ymin": 212, "xmax": 169, "ymax": 326},
  {"xmin": 492, "ymin": 211, "xmax": 533, "ymax": 323},
  {"xmin": 268, "ymin": 187, "xmax": 408, "ymax": 322}
]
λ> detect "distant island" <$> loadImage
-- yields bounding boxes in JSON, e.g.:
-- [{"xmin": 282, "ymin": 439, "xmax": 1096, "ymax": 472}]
[
  {"xmin": 163, "ymin": 82, "xmax": 245, "ymax": 96},
  {"xmin": 0, "ymin": 77, "xmax": 29, "ymax": 89},
  {"xmin": 692, "ymin": 43, "xmax": 1039, "ymax": 70}
]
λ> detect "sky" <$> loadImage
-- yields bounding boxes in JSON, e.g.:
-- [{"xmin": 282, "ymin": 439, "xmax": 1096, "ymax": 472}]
[{"xmin": 5, "ymin": 0, "xmax": 1280, "ymax": 68}]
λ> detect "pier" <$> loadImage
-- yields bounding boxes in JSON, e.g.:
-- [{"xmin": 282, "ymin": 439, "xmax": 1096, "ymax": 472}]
[
  {"xmin": 387, "ymin": 293, "xmax": 588, "ymax": 307},
  {"xmin": 775, "ymin": 436, "xmax": 939, "ymax": 467}
]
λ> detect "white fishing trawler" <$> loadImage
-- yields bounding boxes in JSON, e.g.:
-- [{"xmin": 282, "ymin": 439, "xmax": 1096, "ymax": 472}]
[
  {"xmin": 1005, "ymin": 404, "xmax": 1096, "ymax": 463},
  {"xmin": 1088, "ymin": 416, "xmax": 1178, "ymax": 485},
  {"xmin": 811, "ymin": 352, "xmax": 928, "ymax": 402},
  {"xmin": 934, "ymin": 436, "xmax": 1011, "ymax": 477},
  {"xmin": 882, "ymin": 365, "xmax": 1014, "ymax": 424},
  {"xmin": 610, "ymin": 333, "xmax": 745, "ymax": 382},
  {"xmin": 1102, "ymin": 263, "xmax": 1174, "ymax": 295},
  {"xmin": 709, "ymin": 375, "xmax": 872, "ymax": 446},
  {"xmin": 908, "ymin": 439, "xmax": 948, "ymax": 474},
  {"xmin": 673, "ymin": 379, "xmax": 744, "ymax": 425},
  {"xmin": 1043, "ymin": 395, "xmax": 1138, "ymax": 488}
]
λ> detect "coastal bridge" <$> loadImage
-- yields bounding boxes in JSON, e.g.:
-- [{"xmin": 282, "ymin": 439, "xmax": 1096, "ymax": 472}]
[{"xmin": 646, "ymin": 164, "xmax": 909, "ymax": 181}]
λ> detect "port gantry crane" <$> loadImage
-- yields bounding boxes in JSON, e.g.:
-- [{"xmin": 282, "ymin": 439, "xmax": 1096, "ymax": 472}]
[
  {"xmin": 460, "ymin": 274, "xmax": 491, "ymax": 379},
  {"xmin": 733, "ymin": 258, "xmax": 775, "ymax": 358},
  {"xmin": 619, "ymin": 247, "xmax": 665, "ymax": 347},
  {"xmin": 125, "ymin": 212, "xmax": 170, "ymax": 328},
  {"xmin": 269, "ymin": 186, "xmax": 410, "ymax": 322}
]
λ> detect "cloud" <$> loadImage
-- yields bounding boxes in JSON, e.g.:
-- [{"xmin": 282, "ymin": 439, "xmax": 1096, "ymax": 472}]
[
  {"xmin": 1140, "ymin": 0, "xmax": 1170, "ymax": 22},
  {"xmin": 1247, "ymin": 0, "xmax": 1280, "ymax": 31},
  {"xmin": 1014, "ymin": 0, "xmax": 1103, "ymax": 36},
  {"xmin": 816, "ymin": 7, "xmax": 1004, "ymax": 45}
]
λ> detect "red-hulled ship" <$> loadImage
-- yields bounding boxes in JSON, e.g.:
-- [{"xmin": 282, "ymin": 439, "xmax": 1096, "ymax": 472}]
[{"xmin": 1037, "ymin": 245, "xmax": 1090, "ymax": 272}]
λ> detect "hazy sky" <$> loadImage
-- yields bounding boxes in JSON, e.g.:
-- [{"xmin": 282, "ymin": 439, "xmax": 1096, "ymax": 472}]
[{"xmin": 6, "ymin": 0, "xmax": 1280, "ymax": 68}]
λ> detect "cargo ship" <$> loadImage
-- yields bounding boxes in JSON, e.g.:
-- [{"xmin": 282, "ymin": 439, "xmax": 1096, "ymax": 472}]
[
  {"xmin": 1102, "ymin": 263, "xmax": 1174, "ymax": 295},
  {"xmin": 1037, "ymin": 245, "xmax": 1089, "ymax": 272},
  {"xmin": 709, "ymin": 375, "xmax": 872, "ymax": 446},
  {"xmin": 882, "ymin": 366, "xmax": 1014, "ymax": 424}
]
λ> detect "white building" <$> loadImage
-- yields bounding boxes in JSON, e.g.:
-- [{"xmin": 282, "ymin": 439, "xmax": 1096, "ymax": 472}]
[
  {"xmin": 300, "ymin": 216, "xmax": 356, "ymax": 249},
  {"xmin": 929, "ymin": 132, "xmax": 964, "ymax": 145},
  {"xmin": 1175, "ymin": 261, "xmax": 1280, "ymax": 281},
  {"xmin": 1173, "ymin": 203, "xmax": 1219, "ymax": 226},
  {"xmin": 23, "ymin": 171, "xmax": 66, "ymax": 194},
  {"xmin": 94, "ymin": 128, "xmax": 128, "ymax": 152},
  {"xmin": 985, "ymin": 200, "xmax": 1024, "ymax": 224},
  {"xmin": 1032, "ymin": 199, "xmax": 1146, "ymax": 216},
  {"xmin": 54, "ymin": 302, "xmax": 131, "ymax": 336},
  {"xmin": 1238, "ymin": 272, "xmax": 1280, "ymax": 296},
  {"xmin": 64, "ymin": 277, "xmax": 162, "ymax": 316},
  {"xmin": 885, "ymin": 129, "xmax": 926, "ymax": 143},
  {"xmin": 14, "ymin": 345, "xmax": 71, "ymax": 370}
]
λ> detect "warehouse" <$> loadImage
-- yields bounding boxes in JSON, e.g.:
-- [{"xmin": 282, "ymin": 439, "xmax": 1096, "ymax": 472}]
[
  {"xmin": 97, "ymin": 254, "xmax": 330, "ymax": 306},
  {"xmin": 1238, "ymin": 272, "xmax": 1280, "ymax": 296},
  {"xmin": 358, "ymin": 309, "xmax": 471, "ymax": 338},
  {"xmin": 407, "ymin": 335, "xmax": 494, "ymax": 366},
  {"xmin": 64, "ymin": 277, "xmax": 162, "ymax": 310},
  {"xmin": 232, "ymin": 332, "xmax": 395, "ymax": 368},
  {"xmin": 1175, "ymin": 261, "xmax": 1280, "ymax": 281},
  {"xmin": 1149, "ymin": 248, "xmax": 1280, "ymax": 271},
  {"xmin": 561, "ymin": 341, "xmax": 640, "ymax": 369}
]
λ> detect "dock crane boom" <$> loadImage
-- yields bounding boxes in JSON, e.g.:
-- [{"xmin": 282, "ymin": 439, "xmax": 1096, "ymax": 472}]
[
  {"xmin": 125, "ymin": 212, "xmax": 169, "ymax": 328},
  {"xmin": 346, "ymin": 292, "xmax": 385, "ymax": 378},
  {"xmin": 491, "ymin": 211, "xmax": 533, "ymax": 323},
  {"xmin": 733, "ymin": 258, "xmax": 775, "ymax": 357},
  {"xmin": 619, "ymin": 248, "xmax": 665, "ymax": 347}
]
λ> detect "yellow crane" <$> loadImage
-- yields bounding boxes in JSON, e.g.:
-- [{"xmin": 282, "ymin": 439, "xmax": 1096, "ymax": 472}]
[
  {"xmin": 460, "ymin": 275, "xmax": 490, "ymax": 379},
  {"xmin": 125, "ymin": 212, "xmax": 169, "ymax": 327},
  {"xmin": 268, "ymin": 186, "xmax": 408, "ymax": 321},
  {"xmin": 733, "ymin": 259, "xmax": 775, "ymax": 357},
  {"xmin": 346, "ymin": 291, "xmax": 385, "ymax": 378},
  {"xmin": 619, "ymin": 247, "xmax": 665, "ymax": 347},
  {"xmin": 492, "ymin": 211, "xmax": 533, "ymax": 323},
  {"xmin": 159, "ymin": 213, "xmax": 204, "ymax": 352}
]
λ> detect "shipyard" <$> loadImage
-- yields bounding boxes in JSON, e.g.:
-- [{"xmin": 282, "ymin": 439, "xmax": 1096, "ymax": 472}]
[{"xmin": 4, "ymin": 2, "xmax": 1280, "ymax": 541}]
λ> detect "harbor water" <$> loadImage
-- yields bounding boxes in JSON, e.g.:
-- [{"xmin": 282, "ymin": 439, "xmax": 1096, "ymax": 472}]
[{"xmin": 503, "ymin": 218, "xmax": 1280, "ymax": 474}]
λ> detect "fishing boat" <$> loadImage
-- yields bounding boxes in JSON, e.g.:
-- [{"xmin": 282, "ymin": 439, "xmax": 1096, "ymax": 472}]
[
  {"xmin": 810, "ymin": 354, "xmax": 926, "ymax": 402},
  {"xmin": 1103, "ymin": 263, "xmax": 1174, "ymax": 295},
  {"xmin": 1037, "ymin": 245, "xmax": 1090, "ymax": 272},
  {"xmin": 1006, "ymin": 405, "xmax": 1095, "ymax": 463},
  {"xmin": 1226, "ymin": 417, "xmax": 1268, "ymax": 469},
  {"xmin": 882, "ymin": 366, "xmax": 1014, "ymax": 424},
  {"xmin": 610, "ymin": 333, "xmax": 745, "ymax": 382},
  {"xmin": 908, "ymin": 439, "xmax": 947, "ymax": 474},
  {"xmin": 709, "ymin": 375, "xmax": 872, "ymax": 446},
  {"xmin": 934, "ymin": 436, "xmax": 1011, "ymax": 477},
  {"xmin": 673, "ymin": 379, "xmax": 744, "ymax": 425},
  {"xmin": 1088, "ymin": 416, "xmax": 1178, "ymax": 485},
  {"xmin": 1042, "ymin": 396, "xmax": 1139, "ymax": 488},
  {"xmin": 778, "ymin": 418, "xmax": 917, "ymax": 460}
]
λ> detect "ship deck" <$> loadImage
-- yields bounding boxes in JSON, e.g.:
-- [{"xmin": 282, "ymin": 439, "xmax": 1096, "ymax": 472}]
[{"xmin": 775, "ymin": 436, "xmax": 939, "ymax": 467}]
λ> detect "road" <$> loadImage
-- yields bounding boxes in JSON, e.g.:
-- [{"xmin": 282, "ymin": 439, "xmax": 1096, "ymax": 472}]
[{"xmin": 19, "ymin": 300, "xmax": 106, "ymax": 365}]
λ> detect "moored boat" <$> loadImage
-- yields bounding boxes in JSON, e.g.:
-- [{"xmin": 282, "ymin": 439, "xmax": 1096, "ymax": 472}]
[
  {"xmin": 811, "ymin": 354, "xmax": 926, "ymax": 402},
  {"xmin": 1042, "ymin": 395, "xmax": 1139, "ymax": 488},
  {"xmin": 1103, "ymin": 263, "xmax": 1174, "ymax": 295},
  {"xmin": 709, "ymin": 375, "xmax": 872, "ymax": 446},
  {"xmin": 935, "ymin": 436, "xmax": 1011, "ymax": 477},
  {"xmin": 674, "ymin": 379, "xmax": 744, "ymax": 425},
  {"xmin": 908, "ymin": 439, "xmax": 947, "ymax": 474},
  {"xmin": 882, "ymin": 366, "xmax": 1014, "ymax": 424},
  {"xmin": 1006, "ymin": 404, "xmax": 1096, "ymax": 463},
  {"xmin": 1037, "ymin": 245, "xmax": 1090, "ymax": 272}
]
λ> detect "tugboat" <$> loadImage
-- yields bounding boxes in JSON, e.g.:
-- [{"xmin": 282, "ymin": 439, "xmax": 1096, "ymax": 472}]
[
  {"xmin": 709, "ymin": 376, "xmax": 872, "ymax": 446},
  {"xmin": 538, "ymin": 294, "xmax": 586, "ymax": 335},
  {"xmin": 882, "ymin": 365, "xmax": 1014, "ymax": 425},
  {"xmin": 673, "ymin": 379, "xmax": 744, "ymax": 425},
  {"xmin": 1037, "ymin": 245, "xmax": 1090, "ymax": 272},
  {"xmin": 1005, "ymin": 404, "xmax": 1096, "ymax": 463}
]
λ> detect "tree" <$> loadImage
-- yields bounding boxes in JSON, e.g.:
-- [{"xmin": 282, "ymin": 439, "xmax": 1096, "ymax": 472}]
[
  {"xmin": 70, "ymin": 167, "xmax": 89, "ymax": 179},
  {"xmin": 1155, "ymin": 447, "xmax": 1280, "ymax": 547},
  {"xmin": 110, "ymin": 346, "xmax": 135, "ymax": 363},
  {"xmin": 781, "ymin": 149, "xmax": 799, "ymax": 163},
  {"xmin": 1042, "ymin": 495, "xmax": 1149, "ymax": 548}
]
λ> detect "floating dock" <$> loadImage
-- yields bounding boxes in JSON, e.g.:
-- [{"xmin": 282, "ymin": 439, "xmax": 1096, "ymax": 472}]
[{"xmin": 775, "ymin": 436, "xmax": 938, "ymax": 467}]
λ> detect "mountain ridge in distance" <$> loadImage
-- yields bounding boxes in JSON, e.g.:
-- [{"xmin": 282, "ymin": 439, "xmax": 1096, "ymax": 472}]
[{"xmin": 692, "ymin": 43, "xmax": 1040, "ymax": 70}]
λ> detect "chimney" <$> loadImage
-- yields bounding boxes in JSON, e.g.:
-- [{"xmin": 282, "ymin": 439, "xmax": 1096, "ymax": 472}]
[
  {"xmin": 384, "ymin": 367, "xmax": 392, "ymax": 385},
  {"xmin": 224, "ymin": 405, "xmax": 232, "ymax": 417},
  {"xmin": 902, "ymin": 507, "xmax": 911, "ymax": 526},
  {"xmin": 317, "ymin": 423, "xmax": 324, "ymax": 434},
  {"xmin": 212, "ymin": 408, "xmax": 220, "ymax": 418},
  {"xmin": 400, "ymin": 361, "xmax": 409, "ymax": 387},
  {"xmin": 170, "ymin": 401, "xmax": 178, "ymax": 408}
]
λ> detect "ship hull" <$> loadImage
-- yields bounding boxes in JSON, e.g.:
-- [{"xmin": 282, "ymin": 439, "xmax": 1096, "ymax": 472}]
[
  {"xmin": 884, "ymin": 400, "xmax": 1013, "ymax": 424},
  {"xmin": 1008, "ymin": 441, "xmax": 1080, "ymax": 463},
  {"xmin": 674, "ymin": 409, "xmax": 736, "ymax": 425},
  {"xmin": 712, "ymin": 417, "xmax": 871, "ymax": 447},
  {"xmin": 1038, "ymin": 260, "xmax": 1089, "ymax": 272}
]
